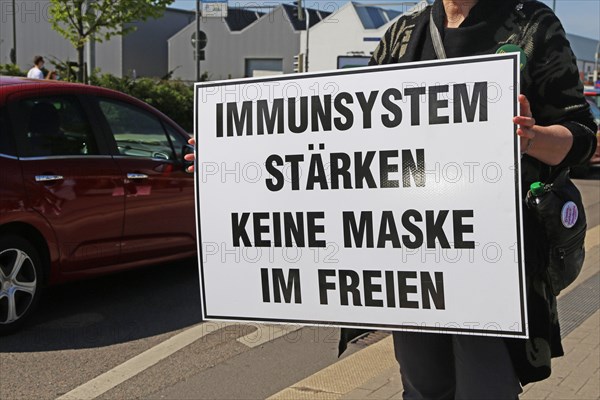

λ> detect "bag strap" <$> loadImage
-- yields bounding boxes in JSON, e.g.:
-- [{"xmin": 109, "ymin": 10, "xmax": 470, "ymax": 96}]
[{"xmin": 429, "ymin": 10, "xmax": 447, "ymax": 60}]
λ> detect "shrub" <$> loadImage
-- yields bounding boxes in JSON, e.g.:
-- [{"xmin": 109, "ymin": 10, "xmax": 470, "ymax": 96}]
[
  {"xmin": 0, "ymin": 64, "xmax": 26, "ymax": 77},
  {"xmin": 91, "ymin": 73, "xmax": 196, "ymax": 132}
]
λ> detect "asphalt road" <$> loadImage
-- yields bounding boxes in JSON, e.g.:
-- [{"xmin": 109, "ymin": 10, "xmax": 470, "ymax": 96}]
[{"xmin": 1, "ymin": 172, "xmax": 598, "ymax": 400}]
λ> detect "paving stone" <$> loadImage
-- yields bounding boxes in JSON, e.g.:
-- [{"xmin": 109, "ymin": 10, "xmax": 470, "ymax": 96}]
[
  {"xmin": 560, "ymin": 366, "xmax": 594, "ymax": 394},
  {"xmin": 356, "ymin": 369, "xmax": 396, "ymax": 392},
  {"xmin": 576, "ymin": 371, "xmax": 600, "ymax": 398},
  {"xmin": 366, "ymin": 376, "xmax": 402, "ymax": 399},
  {"xmin": 521, "ymin": 388, "xmax": 551, "ymax": 399},
  {"xmin": 341, "ymin": 388, "xmax": 374, "ymax": 400}
]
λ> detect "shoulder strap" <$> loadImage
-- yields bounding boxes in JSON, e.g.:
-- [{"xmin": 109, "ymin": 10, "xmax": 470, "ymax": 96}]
[{"xmin": 429, "ymin": 10, "xmax": 447, "ymax": 60}]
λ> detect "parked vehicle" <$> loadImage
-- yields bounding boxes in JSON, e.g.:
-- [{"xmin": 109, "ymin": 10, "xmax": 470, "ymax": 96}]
[
  {"xmin": 0, "ymin": 77, "xmax": 196, "ymax": 334},
  {"xmin": 584, "ymin": 90, "xmax": 600, "ymax": 168},
  {"xmin": 584, "ymin": 86, "xmax": 600, "ymax": 107}
]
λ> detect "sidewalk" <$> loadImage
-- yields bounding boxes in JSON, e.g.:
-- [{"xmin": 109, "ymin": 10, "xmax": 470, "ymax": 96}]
[{"xmin": 268, "ymin": 227, "xmax": 600, "ymax": 400}]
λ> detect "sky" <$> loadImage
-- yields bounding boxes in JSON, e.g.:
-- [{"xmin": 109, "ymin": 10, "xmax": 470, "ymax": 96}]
[{"xmin": 171, "ymin": 0, "xmax": 600, "ymax": 39}]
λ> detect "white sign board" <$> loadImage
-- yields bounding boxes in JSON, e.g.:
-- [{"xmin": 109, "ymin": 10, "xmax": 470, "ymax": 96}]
[
  {"xmin": 195, "ymin": 54, "xmax": 527, "ymax": 339},
  {"xmin": 202, "ymin": 0, "xmax": 228, "ymax": 18}
]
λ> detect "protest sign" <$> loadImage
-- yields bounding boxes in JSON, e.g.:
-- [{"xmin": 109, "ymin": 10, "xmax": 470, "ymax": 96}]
[{"xmin": 195, "ymin": 53, "xmax": 527, "ymax": 338}]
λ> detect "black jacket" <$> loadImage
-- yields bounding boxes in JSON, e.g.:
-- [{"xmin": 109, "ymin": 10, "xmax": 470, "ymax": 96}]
[{"xmin": 339, "ymin": 0, "xmax": 597, "ymax": 385}]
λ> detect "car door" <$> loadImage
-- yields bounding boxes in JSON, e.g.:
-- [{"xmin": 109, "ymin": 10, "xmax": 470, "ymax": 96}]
[
  {"xmin": 95, "ymin": 97, "xmax": 195, "ymax": 262},
  {"xmin": 8, "ymin": 94, "xmax": 125, "ymax": 272}
]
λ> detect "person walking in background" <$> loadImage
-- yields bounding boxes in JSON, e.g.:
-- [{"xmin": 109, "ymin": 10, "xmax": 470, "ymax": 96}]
[{"xmin": 27, "ymin": 56, "xmax": 45, "ymax": 79}]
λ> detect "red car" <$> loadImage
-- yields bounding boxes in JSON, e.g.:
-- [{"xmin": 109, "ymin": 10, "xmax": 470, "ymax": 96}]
[
  {"xmin": 0, "ymin": 77, "xmax": 196, "ymax": 333},
  {"xmin": 584, "ymin": 89, "xmax": 600, "ymax": 167}
]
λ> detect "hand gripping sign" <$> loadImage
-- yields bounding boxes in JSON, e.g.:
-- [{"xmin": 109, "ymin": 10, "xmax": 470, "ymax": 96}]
[{"xmin": 194, "ymin": 54, "xmax": 527, "ymax": 339}]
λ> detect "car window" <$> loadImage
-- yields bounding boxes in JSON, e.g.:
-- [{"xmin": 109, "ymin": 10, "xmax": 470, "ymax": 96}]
[
  {"xmin": 165, "ymin": 124, "xmax": 188, "ymax": 162},
  {"xmin": 0, "ymin": 107, "xmax": 16, "ymax": 156},
  {"xmin": 98, "ymin": 99, "xmax": 176, "ymax": 161},
  {"xmin": 13, "ymin": 96, "xmax": 99, "ymax": 157}
]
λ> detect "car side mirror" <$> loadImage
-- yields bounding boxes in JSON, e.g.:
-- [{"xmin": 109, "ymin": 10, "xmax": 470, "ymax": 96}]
[{"xmin": 182, "ymin": 144, "xmax": 195, "ymax": 172}]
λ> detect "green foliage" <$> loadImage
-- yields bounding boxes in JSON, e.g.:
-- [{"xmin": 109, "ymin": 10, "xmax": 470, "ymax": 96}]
[
  {"xmin": 49, "ymin": 0, "xmax": 174, "ymax": 49},
  {"xmin": 49, "ymin": 0, "xmax": 174, "ymax": 81},
  {"xmin": 90, "ymin": 73, "xmax": 200, "ymax": 132},
  {"xmin": 0, "ymin": 64, "xmax": 26, "ymax": 77}
]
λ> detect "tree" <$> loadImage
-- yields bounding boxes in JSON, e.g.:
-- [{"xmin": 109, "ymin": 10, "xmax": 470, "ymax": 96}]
[{"xmin": 49, "ymin": 0, "xmax": 174, "ymax": 82}]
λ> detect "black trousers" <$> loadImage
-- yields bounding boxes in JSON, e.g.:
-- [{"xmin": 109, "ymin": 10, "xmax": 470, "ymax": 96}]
[{"xmin": 393, "ymin": 332, "xmax": 523, "ymax": 400}]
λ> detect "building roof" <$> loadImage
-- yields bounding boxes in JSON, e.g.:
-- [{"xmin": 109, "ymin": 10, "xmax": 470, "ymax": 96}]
[
  {"xmin": 567, "ymin": 33, "xmax": 599, "ymax": 63},
  {"xmin": 224, "ymin": 8, "xmax": 265, "ymax": 31},
  {"xmin": 281, "ymin": 4, "xmax": 332, "ymax": 31},
  {"xmin": 165, "ymin": 7, "xmax": 196, "ymax": 16},
  {"xmin": 353, "ymin": 3, "xmax": 401, "ymax": 30}
]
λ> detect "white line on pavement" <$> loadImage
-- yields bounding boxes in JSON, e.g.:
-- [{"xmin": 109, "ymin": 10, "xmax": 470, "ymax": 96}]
[
  {"xmin": 56, "ymin": 320, "xmax": 306, "ymax": 400},
  {"xmin": 56, "ymin": 322, "xmax": 236, "ymax": 400}
]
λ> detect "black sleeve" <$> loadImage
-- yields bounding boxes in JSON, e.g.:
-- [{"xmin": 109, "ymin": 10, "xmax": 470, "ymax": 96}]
[
  {"xmin": 369, "ymin": 22, "xmax": 397, "ymax": 66},
  {"xmin": 524, "ymin": 6, "xmax": 598, "ymax": 167}
]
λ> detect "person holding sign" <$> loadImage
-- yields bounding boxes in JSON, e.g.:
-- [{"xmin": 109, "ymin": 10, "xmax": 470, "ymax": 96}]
[
  {"xmin": 363, "ymin": 0, "xmax": 597, "ymax": 398},
  {"xmin": 186, "ymin": 0, "xmax": 596, "ymax": 399}
]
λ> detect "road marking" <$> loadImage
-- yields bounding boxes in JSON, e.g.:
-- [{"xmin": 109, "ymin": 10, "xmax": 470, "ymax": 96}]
[
  {"xmin": 56, "ymin": 322, "xmax": 236, "ymax": 400},
  {"xmin": 56, "ymin": 320, "xmax": 304, "ymax": 400},
  {"xmin": 237, "ymin": 323, "xmax": 303, "ymax": 348}
]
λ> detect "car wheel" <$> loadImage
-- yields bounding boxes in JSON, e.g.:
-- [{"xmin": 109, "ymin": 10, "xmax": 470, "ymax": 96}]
[{"xmin": 0, "ymin": 235, "xmax": 43, "ymax": 335}]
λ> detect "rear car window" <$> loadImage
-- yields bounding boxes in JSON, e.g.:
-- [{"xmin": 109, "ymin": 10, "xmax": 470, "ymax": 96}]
[{"xmin": 12, "ymin": 96, "xmax": 99, "ymax": 157}]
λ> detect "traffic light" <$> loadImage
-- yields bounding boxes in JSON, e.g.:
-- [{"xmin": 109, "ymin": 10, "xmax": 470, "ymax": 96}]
[
  {"xmin": 293, "ymin": 53, "xmax": 305, "ymax": 73},
  {"xmin": 293, "ymin": 0, "xmax": 305, "ymax": 21}
]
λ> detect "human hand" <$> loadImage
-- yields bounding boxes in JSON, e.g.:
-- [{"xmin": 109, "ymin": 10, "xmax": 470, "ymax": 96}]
[
  {"xmin": 185, "ymin": 138, "xmax": 196, "ymax": 173},
  {"xmin": 512, "ymin": 94, "xmax": 574, "ymax": 165},
  {"xmin": 513, "ymin": 95, "xmax": 536, "ymax": 155}
]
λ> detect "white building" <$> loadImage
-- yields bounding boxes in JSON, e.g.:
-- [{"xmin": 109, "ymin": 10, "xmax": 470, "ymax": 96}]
[
  {"xmin": 168, "ymin": 5, "xmax": 330, "ymax": 82},
  {"xmin": 299, "ymin": 1, "xmax": 431, "ymax": 72},
  {"xmin": 567, "ymin": 33, "xmax": 599, "ymax": 83}
]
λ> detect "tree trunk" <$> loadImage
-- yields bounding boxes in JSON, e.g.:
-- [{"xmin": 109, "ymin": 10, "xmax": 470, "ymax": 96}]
[{"xmin": 77, "ymin": 45, "xmax": 85, "ymax": 83}]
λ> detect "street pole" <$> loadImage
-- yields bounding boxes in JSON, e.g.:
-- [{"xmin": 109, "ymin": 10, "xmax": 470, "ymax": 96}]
[
  {"xmin": 12, "ymin": 0, "xmax": 17, "ymax": 64},
  {"xmin": 594, "ymin": 41, "xmax": 599, "ymax": 84},
  {"xmin": 196, "ymin": 0, "xmax": 201, "ymax": 82},
  {"xmin": 305, "ymin": 9, "xmax": 310, "ymax": 72},
  {"xmin": 297, "ymin": 0, "xmax": 304, "ymax": 21},
  {"xmin": 552, "ymin": 0, "xmax": 556, "ymax": 11}
]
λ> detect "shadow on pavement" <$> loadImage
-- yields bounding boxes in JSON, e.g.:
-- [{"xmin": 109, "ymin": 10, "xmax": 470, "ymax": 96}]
[{"xmin": 0, "ymin": 258, "xmax": 202, "ymax": 353}]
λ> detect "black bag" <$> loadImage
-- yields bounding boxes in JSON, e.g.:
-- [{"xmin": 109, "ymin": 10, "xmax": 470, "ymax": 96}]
[{"xmin": 525, "ymin": 168, "xmax": 586, "ymax": 295}]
